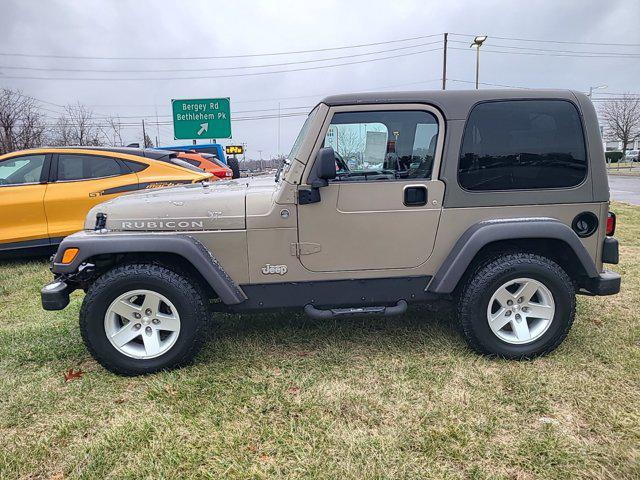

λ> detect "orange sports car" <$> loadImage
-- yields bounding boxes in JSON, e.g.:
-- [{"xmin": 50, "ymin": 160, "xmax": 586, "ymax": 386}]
[{"xmin": 177, "ymin": 152, "xmax": 233, "ymax": 179}]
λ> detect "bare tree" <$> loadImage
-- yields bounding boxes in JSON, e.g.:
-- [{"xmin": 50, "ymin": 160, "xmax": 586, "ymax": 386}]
[
  {"xmin": 100, "ymin": 116, "xmax": 124, "ymax": 146},
  {"xmin": 601, "ymin": 94, "xmax": 640, "ymax": 159},
  {"xmin": 143, "ymin": 131, "xmax": 154, "ymax": 148},
  {"xmin": 335, "ymin": 129, "xmax": 364, "ymax": 159},
  {"xmin": 0, "ymin": 88, "xmax": 47, "ymax": 154},
  {"xmin": 52, "ymin": 102, "xmax": 103, "ymax": 146}
]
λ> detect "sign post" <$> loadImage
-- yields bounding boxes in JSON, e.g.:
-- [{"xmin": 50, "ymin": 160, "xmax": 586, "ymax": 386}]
[{"xmin": 171, "ymin": 98, "xmax": 231, "ymax": 140}]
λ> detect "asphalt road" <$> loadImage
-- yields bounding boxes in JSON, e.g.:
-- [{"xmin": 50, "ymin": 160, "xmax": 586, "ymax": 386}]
[{"xmin": 609, "ymin": 174, "xmax": 640, "ymax": 205}]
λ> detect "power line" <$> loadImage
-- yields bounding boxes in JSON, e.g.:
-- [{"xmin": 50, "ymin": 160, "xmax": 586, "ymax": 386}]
[
  {"xmin": 448, "ymin": 39, "xmax": 640, "ymax": 57},
  {"xmin": 449, "ymin": 46, "xmax": 640, "ymax": 59},
  {"xmin": 0, "ymin": 47, "xmax": 442, "ymax": 81},
  {"xmin": 15, "ymin": 111, "xmax": 310, "ymax": 128},
  {"xmin": 449, "ymin": 79, "xmax": 640, "ymax": 98},
  {"xmin": 0, "ymin": 41, "xmax": 442, "ymax": 74},
  {"xmin": 12, "ymin": 78, "xmax": 442, "ymax": 123},
  {"xmin": 77, "ymin": 105, "xmax": 314, "ymax": 120},
  {"xmin": 591, "ymin": 92, "xmax": 640, "ymax": 96},
  {"xmin": 0, "ymin": 33, "xmax": 442, "ymax": 61},
  {"xmin": 448, "ymin": 78, "xmax": 530, "ymax": 89},
  {"xmin": 449, "ymin": 32, "xmax": 640, "ymax": 47}
]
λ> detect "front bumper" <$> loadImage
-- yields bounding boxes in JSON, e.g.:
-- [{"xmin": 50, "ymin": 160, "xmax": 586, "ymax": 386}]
[
  {"xmin": 584, "ymin": 270, "xmax": 621, "ymax": 296},
  {"xmin": 41, "ymin": 280, "xmax": 71, "ymax": 311}
]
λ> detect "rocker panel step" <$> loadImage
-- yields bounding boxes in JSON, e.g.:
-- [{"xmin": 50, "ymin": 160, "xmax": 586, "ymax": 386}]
[{"xmin": 304, "ymin": 300, "xmax": 408, "ymax": 319}]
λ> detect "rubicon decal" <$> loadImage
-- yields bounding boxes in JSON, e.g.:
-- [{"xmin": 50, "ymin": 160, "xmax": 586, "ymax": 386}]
[
  {"xmin": 261, "ymin": 264, "xmax": 288, "ymax": 275},
  {"xmin": 118, "ymin": 212, "xmax": 222, "ymax": 231},
  {"xmin": 120, "ymin": 220, "xmax": 206, "ymax": 230}
]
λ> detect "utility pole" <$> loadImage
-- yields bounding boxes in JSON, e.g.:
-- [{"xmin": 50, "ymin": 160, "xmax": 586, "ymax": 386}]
[
  {"xmin": 277, "ymin": 102, "xmax": 281, "ymax": 155},
  {"xmin": 442, "ymin": 32, "xmax": 448, "ymax": 90},
  {"xmin": 475, "ymin": 46, "xmax": 480, "ymax": 89},
  {"xmin": 470, "ymin": 36, "xmax": 487, "ymax": 90},
  {"xmin": 142, "ymin": 119, "xmax": 147, "ymax": 146},
  {"xmin": 155, "ymin": 105, "xmax": 161, "ymax": 146}
]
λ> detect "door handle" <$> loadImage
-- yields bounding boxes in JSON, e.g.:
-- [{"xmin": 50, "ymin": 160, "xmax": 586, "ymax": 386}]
[{"xmin": 403, "ymin": 185, "xmax": 428, "ymax": 206}]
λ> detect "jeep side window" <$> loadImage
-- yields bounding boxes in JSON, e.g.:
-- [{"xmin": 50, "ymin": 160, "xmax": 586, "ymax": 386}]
[
  {"xmin": 323, "ymin": 110, "xmax": 439, "ymax": 181},
  {"xmin": 458, "ymin": 100, "xmax": 587, "ymax": 191}
]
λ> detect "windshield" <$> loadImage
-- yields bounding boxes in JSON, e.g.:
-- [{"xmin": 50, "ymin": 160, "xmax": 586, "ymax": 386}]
[{"xmin": 276, "ymin": 105, "xmax": 319, "ymax": 181}]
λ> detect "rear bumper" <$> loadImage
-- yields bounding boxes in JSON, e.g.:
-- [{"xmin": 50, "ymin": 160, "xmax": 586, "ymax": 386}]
[
  {"xmin": 584, "ymin": 270, "xmax": 621, "ymax": 296},
  {"xmin": 41, "ymin": 280, "xmax": 71, "ymax": 311}
]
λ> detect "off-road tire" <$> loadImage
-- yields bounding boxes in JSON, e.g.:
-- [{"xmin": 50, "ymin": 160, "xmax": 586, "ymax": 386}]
[
  {"xmin": 80, "ymin": 263, "xmax": 208, "ymax": 375},
  {"xmin": 227, "ymin": 156, "xmax": 240, "ymax": 179},
  {"xmin": 458, "ymin": 253, "xmax": 576, "ymax": 359}
]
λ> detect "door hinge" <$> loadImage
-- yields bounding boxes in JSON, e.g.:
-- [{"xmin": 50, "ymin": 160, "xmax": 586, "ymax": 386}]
[{"xmin": 290, "ymin": 242, "xmax": 321, "ymax": 257}]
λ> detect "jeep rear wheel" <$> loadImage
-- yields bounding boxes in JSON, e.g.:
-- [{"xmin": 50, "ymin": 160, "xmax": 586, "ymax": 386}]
[
  {"xmin": 458, "ymin": 253, "xmax": 575, "ymax": 359},
  {"xmin": 80, "ymin": 263, "xmax": 208, "ymax": 375}
]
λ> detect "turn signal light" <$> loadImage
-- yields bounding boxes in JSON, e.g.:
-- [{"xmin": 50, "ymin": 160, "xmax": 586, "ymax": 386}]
[
  {"xmin": 61, "ymin": 248, "xmax": 79, "ymax": 264},
  {"xmin": 606, "ymin": 212, "xmax": 616, "ymax": 236}
]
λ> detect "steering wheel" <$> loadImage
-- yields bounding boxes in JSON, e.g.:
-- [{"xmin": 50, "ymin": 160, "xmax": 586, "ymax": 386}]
[{"xmin": 334, "ymin": 151, "xmax": 350, "ymax": 172}]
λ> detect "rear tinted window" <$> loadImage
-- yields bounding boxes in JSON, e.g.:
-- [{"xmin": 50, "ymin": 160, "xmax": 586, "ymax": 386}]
[
  {"xmin": 57, "ymin": 154, "xmax": 123, "ymax": 181},
  {"xmin": 122, "ymin": 160, "xmax": 149, "ymax": 173},
  {"xmin": 458, "ymin": 100, "xmax": 587, "ymax": 191},
  {"xmin": 181, "ymin": 157, "xmax": 201, "ymax": 167},
  {"xmin": 196, "ymin": 147, "xmax": 219, "ymax": 158}
]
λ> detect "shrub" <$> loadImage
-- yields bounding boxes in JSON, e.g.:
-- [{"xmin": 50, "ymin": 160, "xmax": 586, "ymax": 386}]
[{"xmin": 605, "ymin": 151, "xmax": 623, "ymax": 163}]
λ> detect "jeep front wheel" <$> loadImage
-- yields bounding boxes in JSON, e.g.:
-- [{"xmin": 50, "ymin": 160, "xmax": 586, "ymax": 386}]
[
  {"xmin": 458, "ymin": 253, "xmax": 576, "ymax": 359},
  {"xmin": 80, "ymin": 263, "xmax": 208, "ymax": 375}
]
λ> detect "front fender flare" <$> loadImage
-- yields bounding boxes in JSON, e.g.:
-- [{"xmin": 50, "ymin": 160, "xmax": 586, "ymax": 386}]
[
  {"xmin": 428, "ymin": 218, "xmax": 599, "ymax": 294},
  {"xmin": 52, "ymin": 232, "xmax": 247, "ymax": 305}
]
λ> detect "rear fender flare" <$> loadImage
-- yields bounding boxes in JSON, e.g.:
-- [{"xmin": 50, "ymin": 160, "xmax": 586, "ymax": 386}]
[{"xmin": 428, "ymin": 218, "xmax": 599, "ymax": 294}]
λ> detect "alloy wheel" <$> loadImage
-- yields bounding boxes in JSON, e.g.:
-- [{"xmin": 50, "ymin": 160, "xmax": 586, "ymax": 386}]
[
  {"xmin": 486, "ymin": 278, "xmax": 555, "ymax": 345},
  {"xmin": 104, "ymin": 289, "xmax": 181, "ymax": 359}
]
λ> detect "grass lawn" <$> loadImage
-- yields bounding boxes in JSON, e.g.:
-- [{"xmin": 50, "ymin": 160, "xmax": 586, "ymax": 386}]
[
  {"xmin": 607, "ymin": 162, "xmax": 640, "ymax": 176},
  {"xmin": 1, "ymin": 202, "xmax": 638, "ymax": 479}
]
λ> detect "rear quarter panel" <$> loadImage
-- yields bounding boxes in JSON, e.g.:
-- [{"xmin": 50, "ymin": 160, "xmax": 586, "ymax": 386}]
[{"xmin": 426, "ymin": 203, "xmax": 604, "ymax": 276}]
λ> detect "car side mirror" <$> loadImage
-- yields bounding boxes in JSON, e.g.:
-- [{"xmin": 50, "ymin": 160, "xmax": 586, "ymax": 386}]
[
  {"xmin": 300, "ymin": 147, "xmax": 337, "ymax": 204},
  {"xmin": 311, "ymin": 147, "xmax": 337, "ymax": 187}
]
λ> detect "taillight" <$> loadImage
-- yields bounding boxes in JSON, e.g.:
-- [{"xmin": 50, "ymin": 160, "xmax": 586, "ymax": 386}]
[{"xmin": 606, "ymin": 211, "xmax": 616, "ymax": 236}]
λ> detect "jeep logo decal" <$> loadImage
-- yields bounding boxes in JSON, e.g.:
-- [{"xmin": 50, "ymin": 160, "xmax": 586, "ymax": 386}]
[{"xmin": 261, "ymin": 264, "xmax": 288, "ymax": 275}]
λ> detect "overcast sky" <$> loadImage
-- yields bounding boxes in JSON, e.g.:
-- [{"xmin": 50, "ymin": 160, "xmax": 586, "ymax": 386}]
[{"xmin": 1, "ymin": 0, "xmax": 639, "ymax": 158}]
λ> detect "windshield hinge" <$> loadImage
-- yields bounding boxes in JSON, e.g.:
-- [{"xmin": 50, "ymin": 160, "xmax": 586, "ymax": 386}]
[{"xmin": 290, "ymin": 242, "xmax": 321, "ymax": 257}]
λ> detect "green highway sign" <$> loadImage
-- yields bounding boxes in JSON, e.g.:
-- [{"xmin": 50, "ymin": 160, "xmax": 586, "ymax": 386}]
[{"xmin": 171, "ymin": 98, "xmax": 231, "ymax": 140}]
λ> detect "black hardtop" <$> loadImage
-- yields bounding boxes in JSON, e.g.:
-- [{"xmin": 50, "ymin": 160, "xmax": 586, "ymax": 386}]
[{"xmin": 320, "ymin": 89, "xmax": 585, "ymax": 120}]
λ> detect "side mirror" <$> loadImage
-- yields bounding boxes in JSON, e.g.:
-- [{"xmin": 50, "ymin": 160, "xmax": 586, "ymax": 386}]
[
  {"xmin": 312, "ymin": 147, "xmax": 337, "ymax": 186},
  {"xmin": 300, "ymin": 147, "xmax": 337, "ymax": 204}
]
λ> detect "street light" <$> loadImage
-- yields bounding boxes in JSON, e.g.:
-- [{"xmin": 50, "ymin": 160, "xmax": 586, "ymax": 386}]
[
  {"xmin": 470, "ymin": 35, "xmax": 488, "ymax": 89},
  {"xmin": 588, "ymin": 84, "xmax": 608, "ymax": 97}
]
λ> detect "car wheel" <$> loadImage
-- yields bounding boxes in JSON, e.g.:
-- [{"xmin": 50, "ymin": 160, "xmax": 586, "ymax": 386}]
[
  {"xmin": 458, "ymin": 253, "xmax": 575, "ymax": 359},
  {"xmin": 227, "ymin": 157, "xmax": 240, "ymax": 179},
  {"xmin": 80, "ymin": 263, "xmax": 208, "ymax": 375}
]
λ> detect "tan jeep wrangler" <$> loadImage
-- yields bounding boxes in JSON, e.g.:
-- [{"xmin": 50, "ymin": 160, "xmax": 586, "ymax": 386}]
[{"xmin": 42, "ymin": 89, "xmax": 621, "ymax": 375}]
